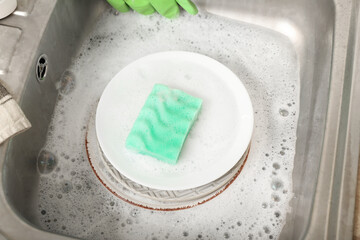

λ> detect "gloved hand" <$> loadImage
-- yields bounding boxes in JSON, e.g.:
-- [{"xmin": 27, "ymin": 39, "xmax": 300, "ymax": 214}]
[{"xmin": 107, "ymin": 0, "xmax": 198, "ymax": 19}]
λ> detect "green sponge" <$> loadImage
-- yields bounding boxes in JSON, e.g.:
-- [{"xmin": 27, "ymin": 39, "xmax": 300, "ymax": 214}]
[{"xmin": 125, "ymin": 84, "xmax": 202, "ymax": 164}]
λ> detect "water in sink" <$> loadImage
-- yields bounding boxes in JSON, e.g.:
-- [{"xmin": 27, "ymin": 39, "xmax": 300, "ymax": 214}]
[{"xmin": 37, "ymin": 9, "xmax": 299, "ymax": 240}]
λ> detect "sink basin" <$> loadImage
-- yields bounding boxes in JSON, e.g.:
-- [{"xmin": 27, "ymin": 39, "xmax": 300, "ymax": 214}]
[{"xmin": 0, "ymin": 0, "xmax": 359, "ymax": 239}]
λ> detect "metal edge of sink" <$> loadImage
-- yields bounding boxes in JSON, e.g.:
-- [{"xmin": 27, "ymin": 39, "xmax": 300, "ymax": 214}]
[
  {"xmin": 0, "ymin": 0, "xmax": 106, "ymax": 239},
  {"xmin": 306, "ymin": 1, "xmax": 360, "ymax": 239},
  {"xmin": 0, "ymin": 1, "xmax": 64, "ymax": 238}
]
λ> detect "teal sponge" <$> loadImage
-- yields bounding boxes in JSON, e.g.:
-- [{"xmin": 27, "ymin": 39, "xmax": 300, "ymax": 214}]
[{"xmin": 125, "ymin": 84, "xmax": 202, "ymax": 164}]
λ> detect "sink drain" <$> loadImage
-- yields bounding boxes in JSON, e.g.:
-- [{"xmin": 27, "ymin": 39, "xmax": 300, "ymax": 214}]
[
  {"xmin": 35, "ymin": 54, "xmax": 48, "ymax": 81},
  {"xmin": 86, "ymin": 113, "xmax": 249, "ymax": 210}
]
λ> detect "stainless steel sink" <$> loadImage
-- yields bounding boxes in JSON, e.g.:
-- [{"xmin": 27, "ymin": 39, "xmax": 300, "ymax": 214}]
[{"xmin": 0, "ymin": 0, "xmax": 359, "ymax": 239}]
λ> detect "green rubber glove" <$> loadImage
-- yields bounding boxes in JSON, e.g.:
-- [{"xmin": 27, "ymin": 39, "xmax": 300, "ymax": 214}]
[{"xmin": 107, "ymin": 0, "xmax": 198, "ymax": 19}]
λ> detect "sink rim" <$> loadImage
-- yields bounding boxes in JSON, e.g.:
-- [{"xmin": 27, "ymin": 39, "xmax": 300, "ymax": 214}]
[{"xmin": 0, "ymin": 0, "xmax": 359, "ymax": 239}]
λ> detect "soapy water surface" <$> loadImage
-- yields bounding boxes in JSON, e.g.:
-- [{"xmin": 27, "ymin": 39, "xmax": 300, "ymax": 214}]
[{"xmin": 37, "ymin": 9, "xmax": 299, "ymax": 240}]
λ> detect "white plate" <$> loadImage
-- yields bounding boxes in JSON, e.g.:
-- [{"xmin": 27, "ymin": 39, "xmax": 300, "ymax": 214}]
[{"xmin": 96, "ymin": 51, "xmax": 253, "ymax": 190}]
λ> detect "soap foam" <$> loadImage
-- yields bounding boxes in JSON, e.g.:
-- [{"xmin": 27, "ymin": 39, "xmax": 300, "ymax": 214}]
[{"xmin": 37, "ymin": 9, "xmax": 299, "ymax": 240}]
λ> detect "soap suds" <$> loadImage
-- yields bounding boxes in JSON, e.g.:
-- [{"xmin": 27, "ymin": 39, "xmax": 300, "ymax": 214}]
[{"xmin": 37, "ymin": 9, "xmax": 299, "ymax": 240}]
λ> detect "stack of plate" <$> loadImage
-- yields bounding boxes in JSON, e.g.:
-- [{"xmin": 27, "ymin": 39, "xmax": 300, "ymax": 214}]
[{"xmin": 87, "ymin": 52, "xmax": 253, "ymax": 210}]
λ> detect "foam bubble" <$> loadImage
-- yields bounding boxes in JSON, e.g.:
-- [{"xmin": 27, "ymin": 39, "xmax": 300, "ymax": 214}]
[
  {"xmin": 57, "ymin": 70, "xmax": 76, "ymax": 95},
  {"xmin": 37, "ymin": 150, "xmax": 57, "ymax": 174},
  {"xmin": 61, "ymin": 180, "xmax": 73, "ymax": 193},
  {"xmin": 271, "ymin": 194, "xmax": 281, "ymax": 202},
  {"xmin": 130, "ymin": 209, "xmax": 139, "ymax": 218},
  {"xmin": 271, "ymin": 179, "xmax": 283, "ymax": 191},
  {"xmin": 273, "ymin": 163, "xmax": 280, "ymax": 170}
]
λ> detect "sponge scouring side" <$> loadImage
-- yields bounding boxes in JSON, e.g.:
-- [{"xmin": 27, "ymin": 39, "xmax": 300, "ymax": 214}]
[{"xmin": 125, "ymin": 84, "xmax": 202, "ymax": 164}]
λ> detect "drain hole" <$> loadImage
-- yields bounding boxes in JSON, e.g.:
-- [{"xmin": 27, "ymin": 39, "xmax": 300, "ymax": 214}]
[
  {"xmin": 39, "ymin": 57, "xmax": 46, "ymax": 64},
  {"xmin": 36, "ymin": 54, "xmax": 48, "ymax": 81}
]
